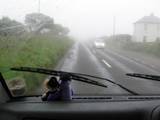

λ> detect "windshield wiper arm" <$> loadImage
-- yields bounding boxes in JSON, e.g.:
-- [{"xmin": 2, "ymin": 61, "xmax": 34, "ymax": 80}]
[
  {"xmin": 126, "ymin": 73, "xmax": 160, "ymax": 82},
  {"xmin": 66, "ymin": 71, "xmax": 138, "ymax": 95},
  {"xmin": 10, "ymin": 67, "xmax": 138, "ymax": 95},
  {"xmin": 10, "ymin": 67, "xmax": 107, "ymax": 88}
]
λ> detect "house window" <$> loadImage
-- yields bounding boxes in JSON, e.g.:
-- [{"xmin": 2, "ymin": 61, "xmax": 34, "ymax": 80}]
[
  {"xmin": 143, "ymin": 36, "xmax": 147, "ymax": 42},
  {"xmin": 156, "ymin": 37, "xmax": 160, "ymax": 42},
  {"xmin": 144, "ymin": 24, "xmax": 148, "ymax": 32},
  {"xmin": 157, "ymin": 25, "xmax": 160, "ymax": 32}
]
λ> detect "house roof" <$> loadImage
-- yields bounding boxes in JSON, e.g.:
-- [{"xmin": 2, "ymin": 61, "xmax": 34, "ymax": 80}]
[{"xmin": 135, "ymin": 14, "xmax": 160, "ymax": 24}]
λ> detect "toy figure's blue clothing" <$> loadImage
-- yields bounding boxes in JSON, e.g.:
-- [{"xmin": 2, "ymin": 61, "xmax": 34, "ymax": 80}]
[
  {"xmin": 47, "ymin": 90, "xmax": 61, "ymax": 101},
  {"xmin": 45, "ymin": 80, "xmax": 73, "ymax": 101}
]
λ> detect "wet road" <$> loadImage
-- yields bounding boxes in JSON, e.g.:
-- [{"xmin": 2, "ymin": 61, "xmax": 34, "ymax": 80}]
[{"xmin": 56, "ymin": 42, "xmax": 160, "ymax": 95}]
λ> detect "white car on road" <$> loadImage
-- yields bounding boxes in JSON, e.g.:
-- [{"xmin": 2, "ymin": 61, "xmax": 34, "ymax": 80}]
[{"xmin": 94, "ymin": 41, "xmax": 105, "ymax": 49}]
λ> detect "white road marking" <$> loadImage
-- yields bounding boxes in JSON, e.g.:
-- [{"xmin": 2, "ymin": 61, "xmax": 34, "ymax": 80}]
[{"xmin": 102, "ymin": 59, "xmax": 112, "ymax": 68}]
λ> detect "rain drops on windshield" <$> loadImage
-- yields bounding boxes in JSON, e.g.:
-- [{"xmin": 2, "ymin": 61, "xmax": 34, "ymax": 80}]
[{"xmin": 1, "ymin": 0, "xmax": 160, "ymax": 96}]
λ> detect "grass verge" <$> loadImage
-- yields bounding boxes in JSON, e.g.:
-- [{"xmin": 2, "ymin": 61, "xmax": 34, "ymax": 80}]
[{"xmin": 0, "ymin": 34, "xmax": 73, "ymax": 93}]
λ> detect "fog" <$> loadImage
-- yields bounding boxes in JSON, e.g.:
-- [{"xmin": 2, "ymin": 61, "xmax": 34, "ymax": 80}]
[{"xmin": 0, "ymin": 0, "xmax": 160, "ymax": 40}]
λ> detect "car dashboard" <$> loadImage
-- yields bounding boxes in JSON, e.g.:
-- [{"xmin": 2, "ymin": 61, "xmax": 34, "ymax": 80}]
[{"xmin": 1, "ymin": 96, "xmax": 160, "ymax": 120}]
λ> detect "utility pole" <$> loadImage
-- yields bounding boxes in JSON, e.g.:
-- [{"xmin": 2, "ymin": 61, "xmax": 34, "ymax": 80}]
[
  {"xmin": 38, "ymin": 0, "xmax": 41, "ymax": 13},
  {"xmin": 112, "ymin": 16, "xmax": 116, "ymax": 41},
  {"xmin": 113, "ymin": 16, "xmax": 116, "ymax": 36}
]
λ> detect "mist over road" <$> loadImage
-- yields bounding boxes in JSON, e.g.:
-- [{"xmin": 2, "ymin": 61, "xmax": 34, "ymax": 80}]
[{"xmin": 56, "ymin": 42, "xmax": 160, "ymax": 95}]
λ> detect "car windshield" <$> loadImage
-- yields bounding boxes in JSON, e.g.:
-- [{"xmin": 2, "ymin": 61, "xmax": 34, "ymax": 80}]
[{"xmin": 1, "ymin": 0, "xmax": 160, "ymax": 97}]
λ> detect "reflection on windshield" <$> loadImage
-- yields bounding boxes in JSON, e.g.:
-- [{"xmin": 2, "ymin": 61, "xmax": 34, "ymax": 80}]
[{"xmin": 1, "ymin": 0, "xmax": 160, "ymax": 96}]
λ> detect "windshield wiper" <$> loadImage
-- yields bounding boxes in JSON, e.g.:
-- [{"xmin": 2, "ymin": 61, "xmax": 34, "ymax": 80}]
[
  {"xmin": 9, "ymin": 67, "xmax": 138, "ymax": 95},
  {"xmin": 72, "ymin": 73, "xmax": 138, "ymax": 95},
  {"xmin": 10, "ymin": 67, "xmax": 107, "ymax": 88},
  {"xmin": 126, "ymin": 73, "xmax": 160, "ymax": 82}
]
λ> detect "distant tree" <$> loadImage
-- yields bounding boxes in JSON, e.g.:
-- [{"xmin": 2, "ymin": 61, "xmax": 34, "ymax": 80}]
[
  {"xmin": 25, "ymin": 13, "xmax": 70, "ymax": 36},
  {"xmin": 52, "ymin": 24, "xmax": 70, "ymax": 36},
  {"xmin": 25, "ymin": 13, "xmax": 54, "ymax": 33},
  {"xmin": 0, "ymin": 17, "xmax": 25, "ymax": 36}
]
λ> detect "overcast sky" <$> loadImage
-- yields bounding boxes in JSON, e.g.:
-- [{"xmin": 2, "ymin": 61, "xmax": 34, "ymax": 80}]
[{"xmin": 0, "ymin": 0, "xmax": 160, "ymax": 40}]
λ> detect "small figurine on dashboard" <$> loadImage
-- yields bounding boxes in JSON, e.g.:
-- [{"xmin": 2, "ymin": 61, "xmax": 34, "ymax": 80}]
[{"xmin": 42, "ymin": 73, "xmax": 73, "ymax": 101}]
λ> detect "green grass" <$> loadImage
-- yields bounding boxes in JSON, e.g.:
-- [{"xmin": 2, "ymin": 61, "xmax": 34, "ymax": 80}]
[
  {"xmin": 0, "ymin": 34, "xmax": 73, "ymax": 92},
  {"xmin": 105, "ymin": 40, "xmax": 160, "ymax": 57},
  {"xmin": 122, "ymin": 42, "xmax": 160, "ymax": 57}
]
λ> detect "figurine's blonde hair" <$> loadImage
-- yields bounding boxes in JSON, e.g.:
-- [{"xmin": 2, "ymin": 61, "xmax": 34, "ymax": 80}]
[{"xmin": 43, "ymin": 77, "xmax": 59, "ymax": 91}]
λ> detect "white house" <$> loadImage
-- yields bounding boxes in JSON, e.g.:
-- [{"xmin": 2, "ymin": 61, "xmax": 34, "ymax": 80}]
[{"xmin": 133, "ymin": 14, "xmax": 160, "ymax": 42}]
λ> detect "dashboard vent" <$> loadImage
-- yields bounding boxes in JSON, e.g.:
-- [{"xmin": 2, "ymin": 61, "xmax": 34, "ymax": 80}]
[
  {"xmin": 73, "ymin": 96, "xmax": 112, "ymax": 100},
  {"xmin": 128, "ymin": 96, "xmax": 160, "ymax": 100}
]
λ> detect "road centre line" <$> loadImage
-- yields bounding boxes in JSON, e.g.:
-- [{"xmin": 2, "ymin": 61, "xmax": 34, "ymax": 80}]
[{"xmin": 102, "ymin": 59, "xmax": 112, "ymax": 68}]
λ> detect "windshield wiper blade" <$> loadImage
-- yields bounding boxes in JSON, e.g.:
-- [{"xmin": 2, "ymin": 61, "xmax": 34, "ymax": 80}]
[
  {"xmin": 67, "ymin": 72, "xmax": 138, "ymax": 95},
  {"xmin": 10, "ymin": 67, "xmax": 138, "ymax": 95},
  {"xmin": 10, "ymin": 67, "xmax": 107, "ymax": 88},
  {"xmin": 126, "ymin": 73, "xmax": 160, "ymax": 82},
  {"xmin": 71, "ymin": 74, "xmax": 107, "ymax": 88}
]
